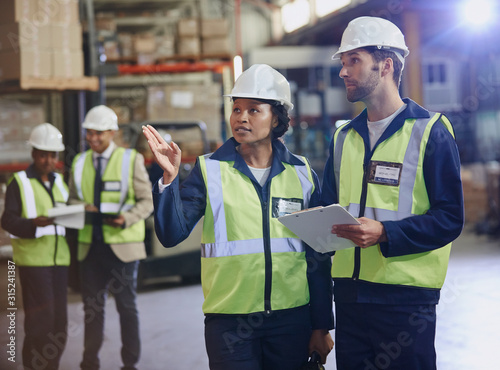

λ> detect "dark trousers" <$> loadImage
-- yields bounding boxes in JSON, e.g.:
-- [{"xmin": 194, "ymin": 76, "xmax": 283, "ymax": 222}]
[
  {"xmin": 79, "ymin": 242, "xmax": 140, "ymax": 370},
  {"xmin": 335, "ymin": 302, "xmax": 437, "ymax": 370},
  {"xmin": 18, "ymin": 266, "xmax": 68, "ymax": 370},
  {"xmin": 204, "ymin": 305, "xmax": 311, "ymax": 370}
]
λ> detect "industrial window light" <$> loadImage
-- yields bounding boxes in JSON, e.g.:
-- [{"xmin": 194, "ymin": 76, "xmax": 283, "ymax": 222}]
[{"xmin": 461, "ymin": 0, "xmax": 494, "ymax": 28}]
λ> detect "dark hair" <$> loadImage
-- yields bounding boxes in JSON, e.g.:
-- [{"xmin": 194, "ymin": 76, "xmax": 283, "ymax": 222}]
[
  {"xmin": 364, "ymin": 47, "xmax": 404, "ymax": 87},
  {"xmin": 232, "ymin": 98, "xmax": 290, "ymax": 140}
]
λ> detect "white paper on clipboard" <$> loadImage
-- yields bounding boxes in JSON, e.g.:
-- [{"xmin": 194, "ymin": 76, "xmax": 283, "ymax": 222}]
[
  {"xmin": 278, "ymin": 204, "xmax": 360, "ymax": 253},
  {"xmin": 47, "ymin": 204, "xmax": 85, "ymax": 230}
]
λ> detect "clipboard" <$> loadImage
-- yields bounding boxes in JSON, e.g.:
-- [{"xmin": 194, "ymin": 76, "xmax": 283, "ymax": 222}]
[
  {"xmin": 278, "ymin": 204, "xmax": 360, "ymax": 253},
  {"xmin": 48, "ymin": 204, "xmax": 85, "ymax": 230},
  {"xmin": 85, "ymin": 211, "xmax": 120, "ymax": 224}
]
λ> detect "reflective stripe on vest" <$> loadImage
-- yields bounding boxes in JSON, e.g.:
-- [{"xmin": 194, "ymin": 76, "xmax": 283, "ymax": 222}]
[
  {"xmin": 202, "ymin": 156, "xmax": 312, "ymax": 255},
  {"xmin": 10, "ymin": 171, "xmax": 70, "ymax": 266},
  {"xmin": 74, "ymin": 149, "xmax": 133, "ymax": 213},
  {"xmin": 332, "ymin": 113, "xmax": 453, "ymax": 289},
  {"xmin": 73, "ymin": 147, "xmax": 145, "ymax": 244},
  {"xmin": 198, "ymin": 155, "xmax": 314, "ymax": 314},
  {"xmin": 11, "ymin": 171, "xmax": 66, "ymax": 239}
]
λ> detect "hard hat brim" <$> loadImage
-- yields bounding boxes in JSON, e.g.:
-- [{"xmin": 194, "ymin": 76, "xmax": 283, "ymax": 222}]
[
  {"xmin": 82, "ymin": 122, "xmax": 119, "ymax": 131},
  {"xmin": 224, "ymin": 93, "xmax": 294, "ymax": 111},
  {"xmin": 29, "ymin": 142, "xmax": 65, "ymax": 152}
]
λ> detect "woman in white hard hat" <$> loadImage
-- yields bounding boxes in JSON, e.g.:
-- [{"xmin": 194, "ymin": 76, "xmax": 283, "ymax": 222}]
[
  {"xmin": 143, "ymin": 64, "xmax": 334, "ymax": 369},
  {"xmin": 1, "ymin": 123, "xmax": 70, "ymax": 369}
]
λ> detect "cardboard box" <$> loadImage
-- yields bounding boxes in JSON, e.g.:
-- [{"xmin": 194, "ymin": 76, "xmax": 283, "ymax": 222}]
[
  {"xmin": 177, "ymin": 37, "xmax": 200, "ymax": 57},
  {"xmin": 0, "ymin": 22, "xmax": 51, "ymax": 52},
  {"xmin": 202, "ymin": 37, "xmax": 232, "ymax": 56},
  {"xmin": 201, "ymin": 19, "xmax": 229, "ymax": 38},
  {"xmin": 103, "ymin": 40, "xmax": 120, "ymax": 60},
  {"xmin": 38, "ymin": 0, "xmax": 78, "ymax": 24},
  {"xmin": 52, "ymin": 49, "xmax": 83, "ymax": 78},
  {"xmin": 177, "ymin": 18, "xmax": 199, "ymax": 37},
  {"xmin": 53, "ymin": 0, "xmax": 80, "ymax": 23},
  {"xmin": 147, "ymin": 84, "xmax": 222, "ymax": 142},
  {"xmin": 133, "ymin": 33, "xmax": 156, "ymax": 54},
  {"xmin": 95, "ymin": 14, "xmax": 116, "ymax": 32},
  {"xmin": 0, "ymin": 0, "xmax": 37, "ymax": 24},
  {"xmin": 50, "ymin": 23, "xmax": 82, "ymax": 50},
  {"xmin": 156, "ymin": 35, "xmax": 175, "ymax": 58},
  {"xmin": 109, "ymin": 105, "xmax": 131, "ymax": 125},
  {"xmin": 118, "ymin": 33, "xmax": 134, "ymax": 58},
  {"xmin": 137, "ymin": 53, "xmax": 156, "ymax": 65},
  {"xmin": 0, "ymin": 48, "xmax": 51, "ymax": 80},
  {"xmin": 19, "ymin": 101, "xmax": 45, "ymax": 126}
]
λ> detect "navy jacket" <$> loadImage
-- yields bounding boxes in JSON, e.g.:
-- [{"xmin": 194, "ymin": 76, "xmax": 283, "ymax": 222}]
[
  {"xmin": 321, "ymin": 98, "xmax": 464, "ymax": 304},
  {"xmin": 153, "ymin": 137, "xmax": 334, "ymax": 330}
]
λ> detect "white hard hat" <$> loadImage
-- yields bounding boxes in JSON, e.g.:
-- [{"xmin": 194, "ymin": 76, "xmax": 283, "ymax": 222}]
[
  {"xmin": 224, "ymin": 64, "xmax": 294, "ymax": 111},
  {"xmin": 332, "ymin": 16, "xmax": 409, "ymax": 62},
  {"xmin": 82, "ymin": 105, "xmax": 119, "ymax": 131},
  {"xmin": 28, "ymin": 123, "xmax": 65, "ymax": 152}
]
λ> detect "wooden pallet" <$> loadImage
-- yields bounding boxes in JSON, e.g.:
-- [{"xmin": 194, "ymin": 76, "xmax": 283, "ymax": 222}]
[{"xmin": 0, "ymin": 76, "xmax": 100, "ymax": 93}]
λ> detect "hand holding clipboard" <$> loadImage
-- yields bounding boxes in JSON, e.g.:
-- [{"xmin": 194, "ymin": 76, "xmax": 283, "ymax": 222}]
[{"xmin": 278, "ymin": 204, "xmax": 360, "ymax": 253}]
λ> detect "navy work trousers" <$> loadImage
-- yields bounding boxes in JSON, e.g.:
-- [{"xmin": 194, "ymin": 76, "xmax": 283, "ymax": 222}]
[
  {"xmin": 79, "ymin": 242, "xmax": 140, "ymax": 370},
  {"xmin": 19, "ymin": 265, "xmax": 68, "ymax": 370},
  {"xmin": 335, "ymin": 302, "xmax": 437, "ymax": 370},
  {"xmin": 204, "ymin": 305, "xmax": 311, "ymax": 370}
]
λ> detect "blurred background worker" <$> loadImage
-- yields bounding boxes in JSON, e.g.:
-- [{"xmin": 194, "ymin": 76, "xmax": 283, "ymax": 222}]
[
  {"xmin": 1, "ymin": 123, "xmax": 69, "ymax": 370},
  {"xmin": 321, "ymin": 16, "xmax": 464, "ymax": 369},
  {"xmin": 143, "ymin": 64, "xmax": 334, "ymax": 369},
  {"xmin": 68, "ymin": 105, "xmax": 153, "ymax": 370}
]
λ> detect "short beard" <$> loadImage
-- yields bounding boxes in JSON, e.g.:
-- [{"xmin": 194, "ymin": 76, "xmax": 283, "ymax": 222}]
[{"xmin": 346, "ymin": 65, "xmax": 380, "ymax": 103}]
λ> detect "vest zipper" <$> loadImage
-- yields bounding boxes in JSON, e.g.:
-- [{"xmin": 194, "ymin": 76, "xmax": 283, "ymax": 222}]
[
  {"xmin": 254, "ymin": 182, "xmax": 273, "ymax": 313},
  {"xmin": 47, "ymin": 179, "xmax": 59, "ymax": 266},
  {"xmin": 353, "ymin": 162, "xmax": 369, "ymax": 280}
]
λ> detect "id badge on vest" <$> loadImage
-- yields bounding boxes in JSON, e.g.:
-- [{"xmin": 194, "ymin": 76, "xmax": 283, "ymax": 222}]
[
  {"xmin": 367, "ymin": 161, "xmax": 402, "ymax": 186},
  {"xmin": 103, "ymin": 181, "xmax": 121, "ymax": 192},
  {"xmin": 272, "ymin": 197, "xmax": 303, "ymax": 218}
]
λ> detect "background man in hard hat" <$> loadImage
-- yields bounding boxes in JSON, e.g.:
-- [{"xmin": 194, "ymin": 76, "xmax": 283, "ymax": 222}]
[
  {"xmin": 1, "ymin": 123, "xmax": 70, "ymax": 370},
  {"xmin": 321, "ymin": 16, "xmax": 464, "ymax": 369},
  {"xmin": 68, "ymin": 105, "xmax": 153, "ymax": 370},
  {"xmin": 143, "ymin": 64, "xmax": 334, "ymax": 369}
]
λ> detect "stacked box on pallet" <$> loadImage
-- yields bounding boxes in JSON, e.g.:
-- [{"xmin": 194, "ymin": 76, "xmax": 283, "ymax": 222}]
[
  {"xmin": 0, "ymin": 0, "xmax": 51, "ymax": 80},
  {"xmin": 200, "ymin": 18, "xmax": 232, "ymax": 58},
  {"xmin": 40, "ymin": 0, "xmax": 84, "ymax": 79},
  {"xmin": 146, "ymin": 83, "xmax": 222, "ymax": 145},
  {"xmin": 177, "ymin": 18, "xmax": 200, "ymax": 58},
  {"xmin": 0, "ymin": 0, "xmax": 84, "ymax": 81}
]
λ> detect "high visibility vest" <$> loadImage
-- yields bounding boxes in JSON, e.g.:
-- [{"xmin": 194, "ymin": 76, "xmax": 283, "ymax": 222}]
[
  {"xmin": 72, "ymin": 147, "xmax": 145, "ymax": 244},
  {"xmin": 10, "ymin": 171, "xmax": 70, "ymax": 266},
  {"xmin": 199, "ymin": 155, "xmax": 315, "ymax": 314},
  {"xmin": 332, "ymin": 113, "xmax": 455, "ymax": 289}
]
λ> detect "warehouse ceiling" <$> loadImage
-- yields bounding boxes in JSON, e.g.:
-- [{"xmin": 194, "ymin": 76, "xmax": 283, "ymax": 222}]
[{"xmin": 277, "ymin": 0, "xmax": 500, "ymax": 55}]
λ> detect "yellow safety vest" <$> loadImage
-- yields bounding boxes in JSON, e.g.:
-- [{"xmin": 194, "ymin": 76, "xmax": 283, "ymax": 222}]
[
  {"xmin": 10, "ymin": 171, "xmax": 70, "ymax": 266},
  {"xmin": 332, "ymin": 113, "xmax": 455, "ymax": 289},
  {"xmin": 72, "ymin": 147, "xmax": 145, "ymax": 244},
  {"xmin": 199, "ymin": 154, "xmax": 315, "ymax": 314}
]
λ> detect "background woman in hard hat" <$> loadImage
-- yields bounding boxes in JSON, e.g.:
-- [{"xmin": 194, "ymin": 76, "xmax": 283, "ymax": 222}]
[
  {"xmin": 322, "ymin": 16, "xmax": 463, "ymax": 369},
  {"xmin": 1, "ymin": 123, "xmax": 70, "ymax": 369},
  {"xmin": 143, "ymin": 64, "xmax": 334, "ymax": 369}
]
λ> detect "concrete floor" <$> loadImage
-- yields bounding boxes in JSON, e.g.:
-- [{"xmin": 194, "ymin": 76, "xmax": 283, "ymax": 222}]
[{"xmin": 1, "ymin": 230, "xmax": 499, "ymax": 369}]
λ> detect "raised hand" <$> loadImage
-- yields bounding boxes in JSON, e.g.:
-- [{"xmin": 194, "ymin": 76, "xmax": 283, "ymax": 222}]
[{"xmin": 142, "ymin": 125, "xmax": 182, "ymax": 184}]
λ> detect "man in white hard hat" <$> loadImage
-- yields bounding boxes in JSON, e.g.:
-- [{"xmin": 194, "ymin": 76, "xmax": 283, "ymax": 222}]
[
  {"xmin": 2, "ymin": 123, "xmax": 70, "ymax": 370},
  {"xmin": 68, "ymin": 105, "xmax": 153, "ymax": 370},
  {"xmin": 321, "ymin": 17, "xmax": 464, "ymax": 369}
]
